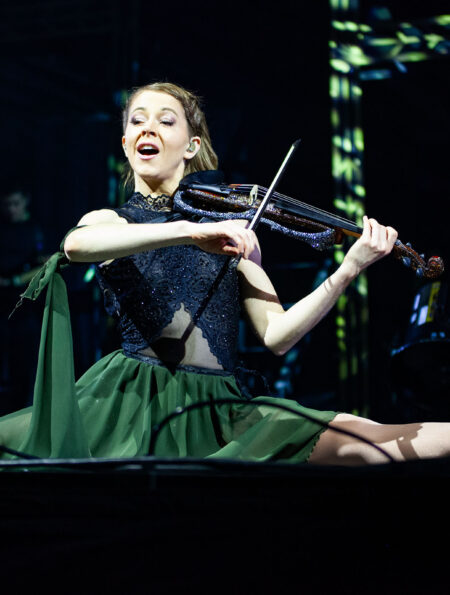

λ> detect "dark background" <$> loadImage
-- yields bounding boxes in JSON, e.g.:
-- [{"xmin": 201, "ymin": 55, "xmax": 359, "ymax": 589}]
[{"xmin": 1, "ymin": 0, "xmax": 449, "ymax": 420}]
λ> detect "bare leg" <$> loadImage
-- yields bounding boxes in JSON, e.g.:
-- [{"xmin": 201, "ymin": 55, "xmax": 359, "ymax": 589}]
[{"xmin": 308, "ymin": 413, "xmax": 450, "ymax": 466}]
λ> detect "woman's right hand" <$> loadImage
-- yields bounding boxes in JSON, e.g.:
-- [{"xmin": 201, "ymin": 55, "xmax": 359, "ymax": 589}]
[{"xmin": 190, "ymin": 220, "xmax": 258, "ymax": 259}]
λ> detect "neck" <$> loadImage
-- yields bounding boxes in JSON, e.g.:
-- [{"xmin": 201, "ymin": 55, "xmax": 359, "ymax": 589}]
[{"xmin": 134, "ymin": 172, "xmax": 184, "ymax": 198}]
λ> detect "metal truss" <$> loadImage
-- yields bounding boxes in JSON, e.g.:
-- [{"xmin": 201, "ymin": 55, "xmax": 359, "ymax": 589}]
[{"xmin": 329, "ymin": 0, "xmax": 450, "ymax": 416}]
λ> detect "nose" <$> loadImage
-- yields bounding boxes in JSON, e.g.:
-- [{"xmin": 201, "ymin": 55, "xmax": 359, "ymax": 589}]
[{"xmin": 142, "ymin": 119, "xmax": 157, "ymax": 136}]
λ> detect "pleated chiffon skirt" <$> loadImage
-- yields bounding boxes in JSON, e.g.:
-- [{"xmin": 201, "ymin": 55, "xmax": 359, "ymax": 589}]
[{"xmin": 0, "ymin": 350, "xmax": 338, "ymax": 462}]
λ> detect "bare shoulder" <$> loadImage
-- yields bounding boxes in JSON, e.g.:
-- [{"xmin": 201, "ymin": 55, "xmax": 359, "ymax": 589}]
[{"xmin": 77, "ymin": 209, "xmax": 128, "ymax": 226}]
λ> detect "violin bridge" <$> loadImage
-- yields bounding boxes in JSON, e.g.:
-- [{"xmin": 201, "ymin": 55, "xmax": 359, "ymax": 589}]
[{"xmin": 250, "ymin": 185, "xmax": 258, "ymax": 205}]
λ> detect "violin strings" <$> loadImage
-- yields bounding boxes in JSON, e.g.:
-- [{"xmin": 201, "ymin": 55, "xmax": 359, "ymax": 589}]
[
  {"xmin": 272, "ymin": 191, "xmax": 360, "ymax": 228},
  {"xmin": 235, "ymin": 184, "xmax": 360, "ymax": 230},
  {"xmin": 236, "ymin": 184, "xmax": 353, "ymax": 225},
  {"xmin": 265, "ymin": 189, "xmax": 359, "ymax": 229}
]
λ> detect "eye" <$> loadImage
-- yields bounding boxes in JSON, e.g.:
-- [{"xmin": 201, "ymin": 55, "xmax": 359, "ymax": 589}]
[
  {"xmin": 160, "ymin": 120, "xmax": 174, "ymax": 126},
  {"xmin": 131, "ymin": 116, "xmax": 145, "ymax": 125}
]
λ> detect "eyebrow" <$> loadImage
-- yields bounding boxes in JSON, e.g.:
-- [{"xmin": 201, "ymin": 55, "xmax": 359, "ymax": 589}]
[{"xmin": 131, "ymin": 107, "xmax": 178, "ymax": 116}]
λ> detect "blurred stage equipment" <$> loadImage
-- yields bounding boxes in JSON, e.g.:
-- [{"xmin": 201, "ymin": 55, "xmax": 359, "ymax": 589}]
[{"xmin": 390, "ymin": 281, "xmax": 450, "ymax": 420}]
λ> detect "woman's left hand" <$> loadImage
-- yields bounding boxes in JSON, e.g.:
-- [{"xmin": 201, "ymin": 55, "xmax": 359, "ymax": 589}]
[{"xmin": 342, "ymin": 215, "xmax": 398, "ymax": 277}]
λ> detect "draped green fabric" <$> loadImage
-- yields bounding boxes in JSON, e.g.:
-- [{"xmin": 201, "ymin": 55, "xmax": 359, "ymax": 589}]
[
  {"xmin": 0, "ymin": 252, "xmax": 337, "ymax": 462},
  {"xmin": 5, "ymin": 252, "xmax": 89, "ymax": 458}
]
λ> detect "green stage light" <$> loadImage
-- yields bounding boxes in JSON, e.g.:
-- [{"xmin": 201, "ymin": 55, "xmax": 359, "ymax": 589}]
[
  {"xmin": 83, "ymin": 266, "xmax": 96, "ymax": 283},
  {"xmin": 353, "ymin": 184, "xmax": 365, "ymax": 197},
  {"xmin": 334, "ymin": 249, "xmax": 345, "ymax": 265},
  {"xmin": 356, "ymin": 275, "xmax": 368, "ymax": 297},
  {"xmin": 329, "ymin": 74, "xmax": 340, "ymax": 97},
  {"xmin": 436, "ymin": 15, "xmax": 450, "ymax": 25},
  {"xmin": 330, "ymin": 58, "xmax": 352, "ymax": 73},
  {"xmin": 424, "ymin": 34, "xmax": 446, "ymax": 50},
  {"xmin": 365, "ymin": 37, "xmax": 400, "ymax": 47},
  {"xmin": 345, "ymin": 21, "xmax": 359, "ymax": 32},
  {"xmin": 332, "ymin": 20, "xmax": 346, "ymax": 31},
  {"xmin": 397, "ymin": 31, "xmax": 421, "ymax": 45},
  {"xmin": 398, "ymin": 52, "xmax": 430, "ymax": 62},
  {"xmin": 343, "ymin": 137, "xmax": 352, "ymax": 152},
  {"xmin": 353, "ymin": 127, "xmax": 364, "ymax": 149},
  {"xmin": 331, "ymin": 110, "xmax": 340, "ymax": 127}
]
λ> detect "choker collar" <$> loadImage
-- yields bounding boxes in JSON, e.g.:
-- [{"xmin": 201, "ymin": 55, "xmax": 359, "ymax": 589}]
[{"xmin": 134, "ymin": 192, "xmax": 173, "ymax": 212}]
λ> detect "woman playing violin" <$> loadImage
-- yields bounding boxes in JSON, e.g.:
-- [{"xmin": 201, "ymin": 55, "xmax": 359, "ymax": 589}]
[{"xmin": 2, "ymin": 81, "xmax": 450, "ymax": 465}]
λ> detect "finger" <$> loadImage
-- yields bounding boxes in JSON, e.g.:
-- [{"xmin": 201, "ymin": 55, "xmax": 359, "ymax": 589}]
[
  {"xmin": 236, "ymin": 231, "xmax": 246, "ymax": 255},
  {"xmin": 378, "ymin": 226, "xmax": 388, "ymax": 252},
  {"xmin": 242, "ymin": 229, "xmax": 256, "ymax": 259},
  {"xmin": 222, "ymin": 224, "xmax": 243, "ymax": 254},
  {"xmin": 236, "ymin": 227, "xmax": 255, "ymax": 258},
  {"xmin": 361, "ymin": 215, "xmax": 371, "ymax": 241},
  {"xmin": 386, "ymin": 226, "xmax": 398, "ymax": 248},
  {"xmin": 368, "ymin": 218, "xmax": 381, "ymax": 248},
  {"xmin": 215, "ymin": 221, "xmax": 256, "ymax": 257},
  {"xmin": 222, "ymin": 245, "xmax": 240, "ymax": 256}
]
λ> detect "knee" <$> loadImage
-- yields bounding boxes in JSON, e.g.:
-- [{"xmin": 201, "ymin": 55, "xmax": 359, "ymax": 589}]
[
  {"xmin": 332, "ymin": 412, "xmax": 379, "ymax": 425},
  {"xmin": 319, "ymin": 414, "xmax": 389, "ymax": 465},
  {"xmin": 330, "ymin": 413, "xmax": 381, "ymax": 436}
]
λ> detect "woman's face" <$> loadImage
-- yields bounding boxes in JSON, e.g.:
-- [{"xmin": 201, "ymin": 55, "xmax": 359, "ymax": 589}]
[{"xmin": 122, "ymin": 90, "xmax": 199, "ymax": 195}]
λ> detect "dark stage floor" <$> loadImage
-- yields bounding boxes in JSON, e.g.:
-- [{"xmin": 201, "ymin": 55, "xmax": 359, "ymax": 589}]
[{"xmin": 1, "ymin": 456, "xmax": 450, "ymax": 593}]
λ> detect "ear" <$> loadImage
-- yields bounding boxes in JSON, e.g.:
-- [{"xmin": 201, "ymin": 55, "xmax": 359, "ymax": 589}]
[
  {"xmin": 122, "ymin": 136, "xmax": 128, "ymax": 155},
  {"xmin": 184, "ymin": 136, "xmax": 201, "ymax": 160}
]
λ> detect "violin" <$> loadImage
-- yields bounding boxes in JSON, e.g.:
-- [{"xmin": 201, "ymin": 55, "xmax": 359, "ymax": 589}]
[{"xmin": 174, "ymin": 178, "xmax": 444, "ymax": 280}]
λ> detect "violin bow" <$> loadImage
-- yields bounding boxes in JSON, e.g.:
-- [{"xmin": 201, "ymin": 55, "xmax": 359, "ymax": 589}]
[
  {"xmin": 187, "ymin": 141, "xmax": 303, "ymax": 332},
  {"xmin": 247, "ymin": 139, "xmax": 301, "ymax": 232}
]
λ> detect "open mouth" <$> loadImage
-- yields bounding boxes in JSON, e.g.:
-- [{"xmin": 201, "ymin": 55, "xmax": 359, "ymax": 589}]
[{"xmin": 137, "ymin": 144, "xmax": 159, "ymax": 157}]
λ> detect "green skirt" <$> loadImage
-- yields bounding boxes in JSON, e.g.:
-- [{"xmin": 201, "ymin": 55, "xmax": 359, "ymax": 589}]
[
  {"xmin": 1, "ymin": 251, "xmax": 339, "ymax": 463},
  {"xmin": 0, "ymin": 350, "xmax": 337, "ymax": 462}
]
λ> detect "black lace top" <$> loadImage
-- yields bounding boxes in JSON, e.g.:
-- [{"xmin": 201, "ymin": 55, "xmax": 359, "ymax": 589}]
[{"xmin": 95, "ymin": 187, "xmax": 241, "ymax": 372}]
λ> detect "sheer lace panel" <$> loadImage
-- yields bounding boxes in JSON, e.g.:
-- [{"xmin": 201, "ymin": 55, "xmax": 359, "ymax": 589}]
[{"xmin": 138, "ymin": 303, "xmax": 222, "ymax": 369}]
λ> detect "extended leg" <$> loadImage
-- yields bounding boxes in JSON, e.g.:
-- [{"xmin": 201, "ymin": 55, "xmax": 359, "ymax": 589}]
[{"xmin": 308, "ymin": 413, "xmax": 450, "ymax": 465}]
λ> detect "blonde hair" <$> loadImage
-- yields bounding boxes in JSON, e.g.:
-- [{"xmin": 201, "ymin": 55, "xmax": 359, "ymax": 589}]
[{"xmin": 121, "ymin": 82, "xmax": 218, "ymax": 191}]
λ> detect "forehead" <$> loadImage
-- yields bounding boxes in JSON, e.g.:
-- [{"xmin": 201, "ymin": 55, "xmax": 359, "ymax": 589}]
[{"xmin": 129, "ymin": 90, "xmax": 184, "ymax": 116}]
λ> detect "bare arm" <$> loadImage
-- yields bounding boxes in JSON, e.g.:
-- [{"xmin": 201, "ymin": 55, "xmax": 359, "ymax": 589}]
[
  {"xmin": 239, "ymin": 217, "xmax": 398, "ymax": 355},
  {"xmin": 64, "ymin": 209, "xmax": 259, "ymax": 263}
]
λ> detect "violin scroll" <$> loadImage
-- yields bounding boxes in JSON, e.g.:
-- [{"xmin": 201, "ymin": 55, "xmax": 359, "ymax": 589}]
[{"xmin": 393, "ymin": 240, "xmax": 444, "ymax": 280}]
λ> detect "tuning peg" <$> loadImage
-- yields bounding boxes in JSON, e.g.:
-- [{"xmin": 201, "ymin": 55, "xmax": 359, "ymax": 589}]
[
  {"xmin": 402, "ymin": 257, "xmax": 411, "ymax": 268},
  {"xmin": 420, "ymin": 254, "xmax": 425, "ymax": 259},
  {"xmin": 406, "ymin": 242, "xmax": 411, "ymax": 248},
  {"xmin": 416, "ymin": 268, "xmax": 424, "ymax": 277}
]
